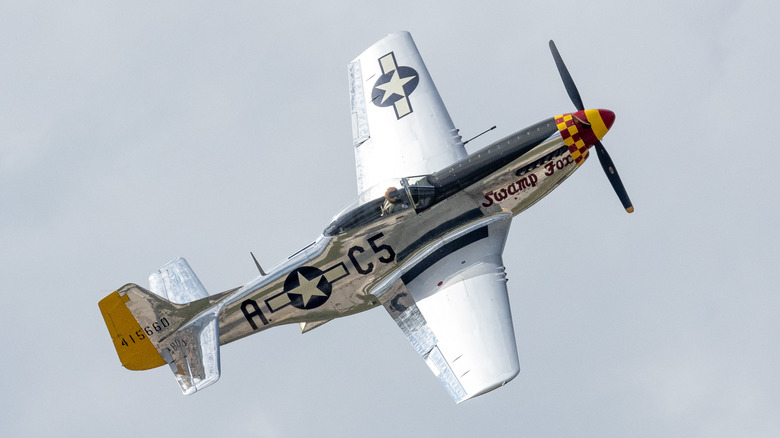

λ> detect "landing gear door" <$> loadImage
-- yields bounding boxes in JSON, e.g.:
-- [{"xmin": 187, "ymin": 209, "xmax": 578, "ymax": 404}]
[{"xmin": 401, "ymin": 176, "xmax": 435, "ymax": 213}]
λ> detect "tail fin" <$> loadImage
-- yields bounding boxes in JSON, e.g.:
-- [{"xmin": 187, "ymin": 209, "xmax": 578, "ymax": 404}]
[{"xmin": 98, "ymin": 258, "xmax": 227, "ymax": 395}]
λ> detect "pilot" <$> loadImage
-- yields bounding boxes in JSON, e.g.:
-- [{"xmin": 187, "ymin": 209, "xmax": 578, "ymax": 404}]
[{"xmin": 381, "ymin": 187, "xmax": 400, "ymax": 216}]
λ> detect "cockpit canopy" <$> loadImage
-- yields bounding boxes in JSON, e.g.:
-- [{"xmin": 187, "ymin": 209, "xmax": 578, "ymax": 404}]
[{"xmin": 324, "ymin": 176, "xmax": 435, "ymax": 236}]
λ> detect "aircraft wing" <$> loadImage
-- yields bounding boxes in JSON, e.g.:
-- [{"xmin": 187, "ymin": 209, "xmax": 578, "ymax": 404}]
[
  {"xmin": 349, "ymin": 31, "xmax": 466, "ymax": 200},
  {"xmin": 381, "ymin": 217, "xmax": 520, "ymax": 403},
  {"xmin": 353, "ymin": 32, "xmax": 519, "ymax": 402}
]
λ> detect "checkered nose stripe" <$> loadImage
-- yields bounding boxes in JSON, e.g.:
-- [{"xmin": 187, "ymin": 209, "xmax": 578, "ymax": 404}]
[{"xmin": 555, "ymin": 114, "xmax": 589, "ymax": 166}]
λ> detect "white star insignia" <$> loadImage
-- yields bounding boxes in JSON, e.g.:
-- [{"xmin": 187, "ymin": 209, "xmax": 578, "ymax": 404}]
[
  {"xmin": 375, "ymin": 70, "xmax": 416, "ymax": 104},
  {"xmin": 290, "ymin": 272, "xmax": 328, "ymax": 307}
]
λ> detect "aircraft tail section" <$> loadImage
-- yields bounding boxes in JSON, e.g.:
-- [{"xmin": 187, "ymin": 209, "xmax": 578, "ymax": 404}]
[{"xmin": 99, "ymin": 258, "xmax": 233, "ymax": 394}]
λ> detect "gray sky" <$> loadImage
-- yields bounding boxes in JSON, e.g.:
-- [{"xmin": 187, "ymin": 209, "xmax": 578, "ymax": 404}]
[{"xmin": 2, "ymin": 1, "xmax": 779, "ymax": 436}]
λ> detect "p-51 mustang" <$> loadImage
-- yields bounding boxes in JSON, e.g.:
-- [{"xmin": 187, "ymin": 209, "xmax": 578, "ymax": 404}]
[{"xmin": 99, "ymin": 32, "xmax": 632, "ymax": 403}]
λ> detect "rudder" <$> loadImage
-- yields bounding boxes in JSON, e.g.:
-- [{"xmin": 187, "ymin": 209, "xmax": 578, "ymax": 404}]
[{"xmin": 99, "ymin": 287, "xmax": 169, "ymax": 370}]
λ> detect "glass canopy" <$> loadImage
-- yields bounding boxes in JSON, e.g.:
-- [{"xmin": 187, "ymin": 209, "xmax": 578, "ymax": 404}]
[{"xmin": 324, "ymin": 176, "xmax": 435, "ymax": 236}]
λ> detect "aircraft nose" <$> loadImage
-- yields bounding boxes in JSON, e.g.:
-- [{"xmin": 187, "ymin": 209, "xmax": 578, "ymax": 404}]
[
  {"xmin": 598, "ymin": 109, "xmax": 615, "ymax": 130},
  {"xmin": 583, "ymin": 109, "xmax": 615, "ymax": 140}
]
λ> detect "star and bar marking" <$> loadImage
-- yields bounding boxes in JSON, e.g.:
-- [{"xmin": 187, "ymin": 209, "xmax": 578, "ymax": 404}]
[
  {"xmin": 265, "ymin": 263, "xmax": 349, "ymax": 312},
  {"xmin": 371, "ymin": 52, "xmax": 419, "ymax": 119}
]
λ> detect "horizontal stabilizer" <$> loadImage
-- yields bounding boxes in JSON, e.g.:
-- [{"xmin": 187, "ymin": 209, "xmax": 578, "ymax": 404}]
[
  {"xmin": 162, "ymin": 309, "xmax": 221, "ymax": 395},
  {"xmin": 149, "ymin": 257, "xmax": 209, "ymax": 304}
]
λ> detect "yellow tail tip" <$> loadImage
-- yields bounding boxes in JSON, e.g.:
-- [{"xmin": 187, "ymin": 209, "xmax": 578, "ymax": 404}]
[{"xmin": 99, "ymin": 291, "xmax": 166, "ymax": 370}]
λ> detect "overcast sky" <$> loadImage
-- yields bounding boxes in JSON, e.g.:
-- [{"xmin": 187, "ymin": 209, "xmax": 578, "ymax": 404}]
[{"xmin": 2, "ymin": 1, "xmax": 779, "ymax": 437}]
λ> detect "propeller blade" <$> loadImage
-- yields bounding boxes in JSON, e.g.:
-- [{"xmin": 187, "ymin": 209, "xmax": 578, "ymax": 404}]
[
  {"xmin": 549, "ymin": 41, "xmax": 632, "ymax": 213},
  {"xmin": 594, "ymin": 141, "xmax": 634, "ymax": 213},
  {"xmin": 549, "ymin": 40, "xmax": 585, "ymax": 112}
]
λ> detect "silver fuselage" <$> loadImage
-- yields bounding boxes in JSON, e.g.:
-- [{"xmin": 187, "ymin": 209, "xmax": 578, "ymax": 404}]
[{"xmin": 216, "ymin": 117, "xmax": 579, "ymax": 345}]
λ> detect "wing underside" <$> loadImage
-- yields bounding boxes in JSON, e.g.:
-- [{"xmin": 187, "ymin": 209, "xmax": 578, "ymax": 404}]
[
  {"xmin": 353, "ymin": 32, "xmax": 520, "ymax": 403},
  {"xmin": 381, "ymin": 217, "xmax": 520, "ymax": 403},
  {"xmin": 349, "ymin": 31, "xmax": 466, "ymax": 201}
]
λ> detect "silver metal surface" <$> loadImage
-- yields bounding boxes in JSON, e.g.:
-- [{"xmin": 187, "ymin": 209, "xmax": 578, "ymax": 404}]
[
  {"xmin": 348, "ymin": 59, "xmax": 370, "ymax": 148},
  {"xmin": 381, "ymin": 289, "xmax": 469, "ymax": 402},
  {"xmin": 215, "ymin": 130, "xmax": 574, "ymax": 348},
  {"xmin": 107, "ymin": 125, "xmax": 581, "ymax": 398},
  {"xmin": 425, "ymin": 346, "xmax": 468, "ymax": 403},
  {"xmin": 166, "ymin": 309, "xmax": 220, "ymax": 395},
  {"xmin": 148, "ymin": 257, "xmax": 209, "ymax": 304},
  {"xmin": 350, "ymin": 32, "xmax": 466, "ymax": 201}
]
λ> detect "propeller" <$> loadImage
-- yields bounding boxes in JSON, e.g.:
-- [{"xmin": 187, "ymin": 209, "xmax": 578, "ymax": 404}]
[{"xmin": 549, "ymin": 40, "xmax": 634, "ymax": 213}]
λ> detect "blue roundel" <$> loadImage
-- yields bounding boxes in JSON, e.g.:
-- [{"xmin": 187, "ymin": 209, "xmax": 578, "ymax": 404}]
[
  {"xmin": 371, "ymin": 66, "xmax": 419, "ymax": 107},
  {"xmin": 283, "ymin": 266, "xmax": 332, "ymax": 310}
]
